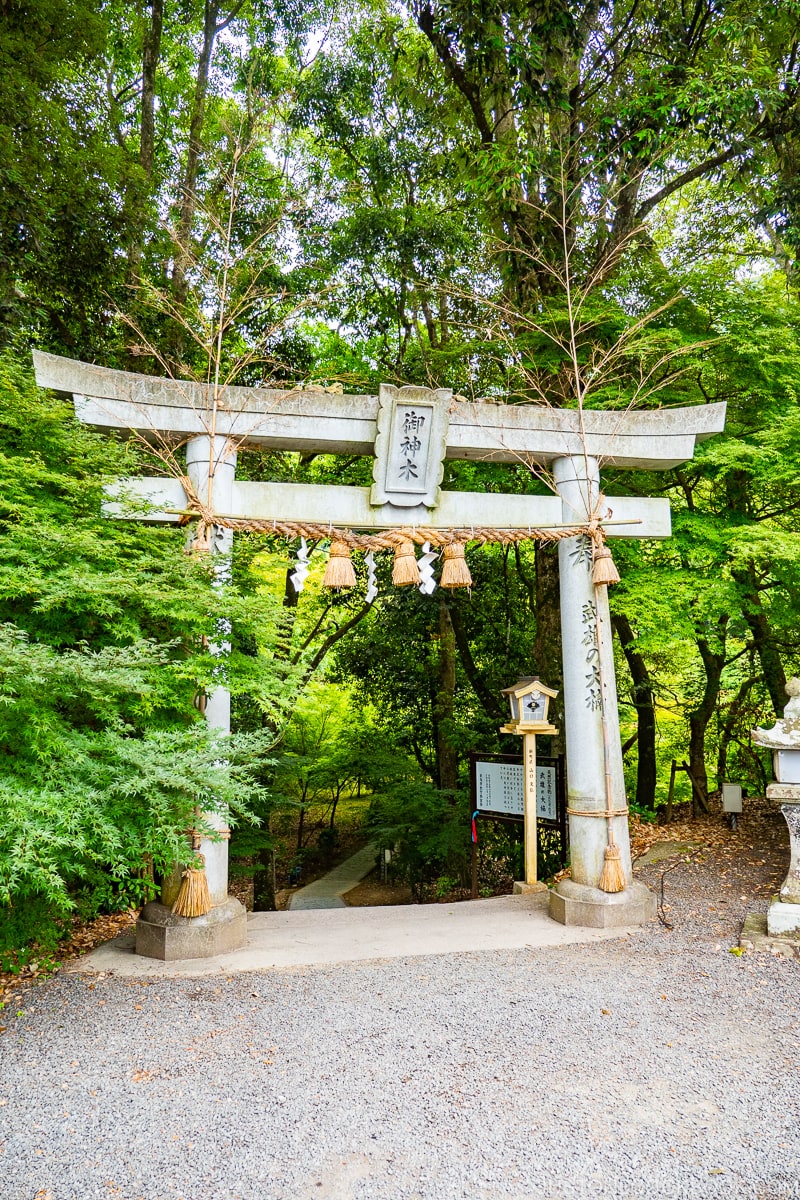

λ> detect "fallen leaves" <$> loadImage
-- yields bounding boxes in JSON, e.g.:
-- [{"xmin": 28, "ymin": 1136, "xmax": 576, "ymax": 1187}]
[{"xmin": 0, "ymin": 909, "xmax": 137, "ymax": 1010}]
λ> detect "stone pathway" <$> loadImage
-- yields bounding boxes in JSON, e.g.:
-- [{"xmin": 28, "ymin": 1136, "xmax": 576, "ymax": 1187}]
[
  {"xmin": 72, "ymin": 891, "xmax": 633, "ymax": 977},
  {"xmin": 287, "ymin": 842, "xmax": 378, "ymax": 910}
]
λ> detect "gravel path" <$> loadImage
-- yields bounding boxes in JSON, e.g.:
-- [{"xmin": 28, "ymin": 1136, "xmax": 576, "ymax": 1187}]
[{"xmin": 1, "ymin": 804, "xmax": 799, "ymax": 1200}]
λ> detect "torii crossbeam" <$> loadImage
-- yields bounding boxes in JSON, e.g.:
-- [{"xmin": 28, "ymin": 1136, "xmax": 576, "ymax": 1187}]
[{"xmin": 34, "ymin": 351, "xmax": 726, "ymax": 956}]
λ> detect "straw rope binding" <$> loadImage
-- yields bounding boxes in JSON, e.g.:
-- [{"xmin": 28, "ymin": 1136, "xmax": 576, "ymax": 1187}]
[
  {"xmin": 440, "ymin": 543, "xmax": 472, "ymax": 588},
  {"xmin": 176, "ymin": 474, "xmax": 623, "ymax": 555},
  {"xmin": 177, "ymin": 475, "xmax": 623, "ymax": 600},
  {"xmin": 392, "ymin": 539, "xmax": 422, "ymax": 586},
  {"xmin": 323, "ymin": 539, "xmax": 357, "ymax": 588}
]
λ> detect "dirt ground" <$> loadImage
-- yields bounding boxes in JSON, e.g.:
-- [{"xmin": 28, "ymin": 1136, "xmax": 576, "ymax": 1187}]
[
  {"xmin": 344, "ymin": 875, "xmax": 414, "ymax": 906},
  {"xmin": 628, "ymin": 795, "xmax": 787, "ymax": 913},
  {"xmin": 348, "ymin": 795, "xmax": 789, "ymax": 914}
]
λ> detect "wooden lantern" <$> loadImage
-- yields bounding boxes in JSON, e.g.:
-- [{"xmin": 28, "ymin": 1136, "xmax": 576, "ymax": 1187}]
[{"xmin": 500, "ymin": 676, "xmax": 559, "ymax": 736}]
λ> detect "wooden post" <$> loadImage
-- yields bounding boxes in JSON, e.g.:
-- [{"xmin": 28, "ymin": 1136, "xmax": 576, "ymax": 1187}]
[{"xmin": 524, "ymin": 732, "xmax": 538, "ymax": 885}]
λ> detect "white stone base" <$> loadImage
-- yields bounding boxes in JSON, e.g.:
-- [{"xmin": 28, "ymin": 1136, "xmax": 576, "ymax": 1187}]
[
  {"xmin": 767, "ymin": 897, "xmax": 800, "ymax": 938},
  {"xmin": 549, "ymin": 879, "xmax": 656, "ymax": 928},
  {"xmin": 136, "ymin": 897, "xmax": 247, "ymax": 960}
]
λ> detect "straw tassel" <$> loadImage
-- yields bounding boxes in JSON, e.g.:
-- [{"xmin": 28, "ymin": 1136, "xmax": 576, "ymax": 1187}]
[
  {"xmin": 598, "ymin": 840, "xmax": 626, "ymax": 893},
  {"xmin": 440, "ymin": 543, "xmax": 472, "ymax": 588},
  {"xmin": 186, "ymin": 522, "xmax": 212, "ymax": 556},
  {"xmin": 323, "ymin": 539, "xmax": 357, "ymax": 588},
  {"xmin": 392, "ymin": 539, "xmax": 421, "ymax": 586},
  {"xmin": 171, "ymin": 853, "xmax": 212, "ymax": 918},
  {"xmin": 591, "ymin": 542, "xmax": 620, "ymax": 586}
]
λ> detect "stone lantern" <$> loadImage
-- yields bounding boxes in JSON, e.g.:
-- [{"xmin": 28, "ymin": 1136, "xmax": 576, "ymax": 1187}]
[{"xmin": 752, "ymin": 678, "xmax": 800, "ymax": 936}]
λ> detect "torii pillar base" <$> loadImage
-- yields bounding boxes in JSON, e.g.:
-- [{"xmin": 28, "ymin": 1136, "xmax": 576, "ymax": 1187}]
[
  {"xmin": 135, "ymin": 898, "xmax": 247, "ymax": 961},
  {"xmin": 549, "ymin": 879, "xmax": 655, "ymax": 928}
]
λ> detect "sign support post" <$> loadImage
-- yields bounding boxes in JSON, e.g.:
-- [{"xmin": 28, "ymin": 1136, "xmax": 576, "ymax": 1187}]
[
  {"xmin": 500, "ymin": 677, "xmax": 559, "ymax": 891},
  {"xmin": 523, "ymin": 733, "xmax": 538, "ymax": 886}
]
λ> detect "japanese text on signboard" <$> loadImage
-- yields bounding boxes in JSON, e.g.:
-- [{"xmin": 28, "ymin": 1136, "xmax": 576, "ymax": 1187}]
[{"xmin": 474, "ymin": 761, "xmax": 557, "ymax": 821}]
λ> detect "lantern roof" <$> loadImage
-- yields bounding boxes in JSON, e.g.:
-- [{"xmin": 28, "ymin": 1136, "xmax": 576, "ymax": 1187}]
[{"xmin": 501, "ymin": 676, "xmax": 559, "ymax": 701}]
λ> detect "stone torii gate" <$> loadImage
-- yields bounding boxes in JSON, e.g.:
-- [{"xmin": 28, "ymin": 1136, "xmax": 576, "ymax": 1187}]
[{"xmin": 34, "ymin": 351, "xmax": 726, "ymax": 958}]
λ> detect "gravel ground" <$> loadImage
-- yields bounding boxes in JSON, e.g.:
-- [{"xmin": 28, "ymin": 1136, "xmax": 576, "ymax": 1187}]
[{"xmin": 1, "ymin": 803, "xmax": 799, "ymax": 1200}]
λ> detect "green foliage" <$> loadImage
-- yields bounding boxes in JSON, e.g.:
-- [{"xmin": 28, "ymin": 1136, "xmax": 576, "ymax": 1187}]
[
  {"xmin": 0, "ymin": 0, "xmax": 140, "ymax": 353},
  {"xmin": 0, "ymin": 622, "xmax": 271, "ymax": 929},
  {"xmin": 266, "ymin": 682, "xmax": 413, "ymax": 842},
  {"xmin": 0, "ymin": 359, "xmax": 305, "ymax": 949},
  {"xmin": 0, "ymin": 356, "xmax": 210, "ymax": 647},
  {"xmin": 367, "ymin": 781, "xmax": 471, "ymax": 900}
]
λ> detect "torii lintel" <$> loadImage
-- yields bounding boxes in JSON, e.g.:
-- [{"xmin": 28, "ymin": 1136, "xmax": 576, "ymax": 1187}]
[{"xmin": 33, "ymin": 352, "xmax": 726, "ymax": 472}]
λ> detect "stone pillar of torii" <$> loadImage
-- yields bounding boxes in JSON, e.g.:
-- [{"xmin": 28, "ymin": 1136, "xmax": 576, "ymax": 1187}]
[{"xmin": 34, "ymin": 352, "xmax": 726, "ymax": 958}]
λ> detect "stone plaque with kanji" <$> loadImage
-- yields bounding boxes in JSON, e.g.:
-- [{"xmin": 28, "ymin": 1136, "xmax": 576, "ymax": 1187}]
[{"xmin": 370, "ymin": 384, "xmax": 451, "ymax": 509}]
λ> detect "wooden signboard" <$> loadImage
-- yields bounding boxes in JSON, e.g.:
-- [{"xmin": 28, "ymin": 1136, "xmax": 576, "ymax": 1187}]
[
  {"xmin": 469, "ymin": 753, "xmax": 567, "ymax": 894},
  {"xmin": 471, "ymin": 756, "xmax": 559, "ymax": 821}
]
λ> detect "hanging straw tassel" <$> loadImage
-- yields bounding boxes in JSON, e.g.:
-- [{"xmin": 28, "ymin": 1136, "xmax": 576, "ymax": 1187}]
[
  {"xmin": 323, "ymin": 539, "xmax": 357, "ymax": 588},
  {"xmin": 392, "ymin": 539, "xmax": 421, "ymax": 586},
  {"xmin": 591, "ymin": 542, "xmax": 620, "ymax": 586},
  {"xmin": 186, "ymin": 522, "xmax": 212, "ymax": 556},
  {"xmin": 440, "ymin": 543, "xmax": 472, "ymax": 589},
  {"xmin": 171, "ymin": 853, "xmax": 212, "ymax": 918},
  {"xmin": 598, "ymin": 839, "xmax": 626, "ymax": 893},
  {"xmin": 593, "ymin": 566, "xmax": 627, "ymax": 894}
]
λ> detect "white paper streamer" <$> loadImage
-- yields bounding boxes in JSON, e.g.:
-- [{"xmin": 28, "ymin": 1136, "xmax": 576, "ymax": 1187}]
[
  {"xmin": 418, "ymin": 541, "xmax": 437, "ymax": 595},
  {"xmin": 365, "ymin": 550, "xmax": 378, "ymax": 604},
  {"xmin": 290, "ymin": 537, "xmax": 310, "ymax": 593}
]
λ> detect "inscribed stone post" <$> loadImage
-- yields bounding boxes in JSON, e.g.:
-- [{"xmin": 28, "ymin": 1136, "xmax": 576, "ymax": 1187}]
[
  {"xmin": 548, "ymin": 455, "xmax": 654, "ymax": 927},
  {"xmin": 135, "ymin": 434, "xmax": 247, "ymax": 959}
]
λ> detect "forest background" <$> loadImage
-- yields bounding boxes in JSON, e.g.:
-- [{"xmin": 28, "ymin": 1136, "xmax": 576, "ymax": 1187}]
[{"xmin": 2, "ymin": 0, "xmax": 800, "ymax": 957}]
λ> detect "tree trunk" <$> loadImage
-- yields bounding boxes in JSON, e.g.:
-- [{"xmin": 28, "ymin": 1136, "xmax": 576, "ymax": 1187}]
[
  {"xmin": 140, "ymin": 0, "xmax": 164, "ymax": 178},
  {"xmin": 168, "ymin": 0, "xmax": 225, "ymax": 356},
  {"xmin": 687, "ymin": 626, "xmax": 728, "ymax": 809},
  {"xmin": 732, "ymin": 564, "xmax": 787, "ymax": 718},
  {"xmin": 252, "ymin": 846, "xmax": 276, "ymax": 911},
  {"xmin": 716, "ymin": 675, "xmax": 758, "ymax": 788},
  {"xmin": 121, "ymin": 0, "xmax": 164, "ymax": 291},
  {"xmin": 449, "ymin": 602, "xmax": 504, "ymax": 722},
  {"xmin": 612, "ymin": 612, "xmax": 657, "ymax": 809},
  {"xmin": 296, "ymin": 794, "xmax": 306, "ymax": 851},
  {"xmin": 434, "ymin": 599, "xmax": 458, "ymax": 792}
]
